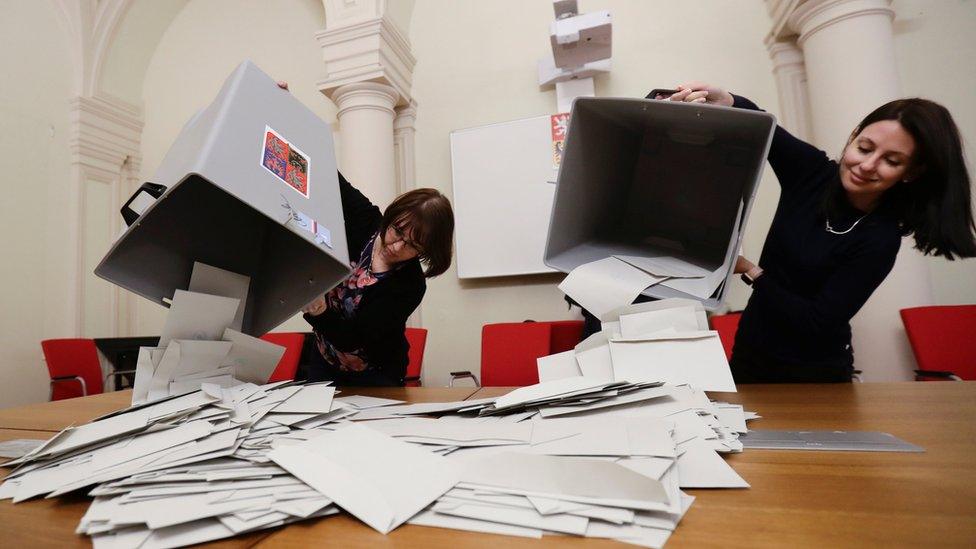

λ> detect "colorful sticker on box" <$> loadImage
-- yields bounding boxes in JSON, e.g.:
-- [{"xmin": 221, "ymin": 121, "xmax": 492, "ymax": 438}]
[
  {"xmin": 261, "ymin": 126, "xmax": 310, "ymax": 198},
  {"xmin": 551, "ymin": 112, "xmax": 570, "ymax": 170}
]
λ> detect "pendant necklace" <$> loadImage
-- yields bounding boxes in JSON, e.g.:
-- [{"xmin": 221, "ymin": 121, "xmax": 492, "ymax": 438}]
[{"xmin": 825, "ymin": 212, "xmax": 869, "ymax": 235}]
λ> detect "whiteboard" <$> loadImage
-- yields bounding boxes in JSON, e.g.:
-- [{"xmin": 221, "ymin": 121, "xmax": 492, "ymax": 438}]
[{"xmin": 450, "ymin": 115, "xmax": 559, "ymax": 278}]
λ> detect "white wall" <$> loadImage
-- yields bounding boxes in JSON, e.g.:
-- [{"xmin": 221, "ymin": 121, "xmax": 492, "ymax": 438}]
[
  {"xmin": 0, "ymin": 1, "xmax": 74, "ymax": 406},
  {"xmin": 892, "ymin": 0, "xmax": 976, "ymax": 306},
  {"xmin": 409, "ymin": 0, "xmax": 782, "ymax": 386}
]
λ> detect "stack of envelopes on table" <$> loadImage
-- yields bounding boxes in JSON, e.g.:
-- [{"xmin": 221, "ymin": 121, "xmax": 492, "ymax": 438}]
[
  {"xmin": 0, "ymin": 380, "xmax": 368, "ymax": 547},
  {"xmin": 537, "ymin": 298, "xmax": 737, "ymax": 392},
  {"xmin": 129, "ymin": 262, "xmax": 292, "ymax": 405},
  {"xmin": 1, "ymin": 294, "xmax": 758, "ymax": 548}
]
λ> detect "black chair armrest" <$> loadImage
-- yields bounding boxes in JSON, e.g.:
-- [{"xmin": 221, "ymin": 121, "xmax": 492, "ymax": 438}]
[{"xmin": 914, "ymin": 369, "xmax": 963, "ymax": 381}]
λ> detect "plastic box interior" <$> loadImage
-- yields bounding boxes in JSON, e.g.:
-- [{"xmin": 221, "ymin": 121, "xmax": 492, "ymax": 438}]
[
  {"xmin": 96, "ymin": 60, "xmax": 351, "ymax": 336},
  {"xmin": 544, "ymin": 97, "xmax": 775, "ymax": 309}
]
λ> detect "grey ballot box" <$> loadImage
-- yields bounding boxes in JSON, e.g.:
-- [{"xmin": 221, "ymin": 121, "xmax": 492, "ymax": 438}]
[
  {"xmin": 96, "ymin": 61, "xmax": 351, "ymax": 336},
  {"xmin": 544, "ymin": 97, "xmax": 775, "ymax": 309}
]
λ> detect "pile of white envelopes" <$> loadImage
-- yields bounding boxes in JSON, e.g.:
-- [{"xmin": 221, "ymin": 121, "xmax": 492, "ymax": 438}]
[
  {"xmin": 1, "ymin": 296, "xmax": 756, "ymax": 548},
  {"xmin": 130, "ymin": 261, "xmax": 289, "ymax": 405}
]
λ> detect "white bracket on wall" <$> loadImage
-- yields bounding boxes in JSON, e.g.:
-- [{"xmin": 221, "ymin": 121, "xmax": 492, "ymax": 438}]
[{"xmin": 537, "ymin": 0, "xmax": 612, "ymax": 113}]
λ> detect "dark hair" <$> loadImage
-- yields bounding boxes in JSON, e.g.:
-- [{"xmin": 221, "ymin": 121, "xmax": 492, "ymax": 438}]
[
  {"xmin": 825, "ymin": 98, "xmax": 976, "ymax": 260},
  {"xmin": 379, "ymin": 188, "xmax": 455, "ymax": 277}
]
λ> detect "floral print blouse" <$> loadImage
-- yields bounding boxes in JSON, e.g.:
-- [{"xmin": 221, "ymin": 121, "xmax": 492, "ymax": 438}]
[{"xmin": 315, "ymin": 232, "xmax": 391, "ymax": 372}]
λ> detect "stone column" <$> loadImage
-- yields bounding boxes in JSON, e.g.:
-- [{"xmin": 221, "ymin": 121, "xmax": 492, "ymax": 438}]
[
  {"xmin": 393, "ymin": 100, "xmax": 418, "ymax": 194},
  {"xmin": 765, "ymin": 38, "xmax": 812, "ymax": 140},
  {"xmin": 331, "ymin": 82, "xmax": 400, "ymax": 208},
  {"xmin": 789, "ymin": 0, "xmax": 900, "ymax": 151},
  {"xmin": 315, "ymin": 3, "xmax": 416, "ymax": 210},
  {"xmin": 788, "ymin": 0, "xmax": 933, "ymax": 381}
]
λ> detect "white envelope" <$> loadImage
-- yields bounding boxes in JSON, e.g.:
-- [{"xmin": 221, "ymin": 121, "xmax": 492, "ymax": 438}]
[
  {"xmin": 269, "ymin": 424, "xmax": 461, "ymax": 534},
  {"xmin": 618, "ymin": 306, "xmax": 701, "ymax": 338},
  {"xmin": 221, "ymin": 328, "xmax": 285, "ymax": 384},
  {"xmin": 613, "ymin": 255, "xmax": 708, "ymax": 279},
  {"xmin": 536, "ymin": 350, "xmax": 582, "ymax": 382},
  {"xmin": 188, "ymin": 262, "xmax": 250, "ymax": 332},
  {"xmin": 459, "ymin": 452, "xmax": 671, "ymax": 511},
  {"xmin": 493, "ymin": 377, "xmax": 612, "ymax": 409},
  {"xmin": 558, "ymin": 257, "xmax": 667, "ymax": 321},
  {"xmin": 159, "ymin": 290, "xmax": 240, "ymax": 348},
  {"xmin": 609, "ymin": 331, "xmax": 736, "ymax": 392},
  {"xmin": 675, "ymin": 438, "xmax": 749, "ymax": 489}
]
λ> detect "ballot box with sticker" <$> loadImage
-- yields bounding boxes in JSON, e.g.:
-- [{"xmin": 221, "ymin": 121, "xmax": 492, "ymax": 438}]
[
  {"xmin": 544, "ymin": 97, "xmax": 775, "ymax": 310},
  {"xmin": 96, "ymin": 60, "xmax": 350, "ymax": 336}
]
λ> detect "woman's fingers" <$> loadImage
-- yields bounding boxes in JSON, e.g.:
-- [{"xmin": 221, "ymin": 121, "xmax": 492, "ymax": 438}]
[
  {"xmin": 668, "ymin": 88, "xmax": 694, "ymax": 102},
  {"xmin": 684, "ymin": 90, "xmax": 709, "ymax": 102},
  {"xmin": 276, "ymin": 80, "xmax": 289, "ymax": 90}
]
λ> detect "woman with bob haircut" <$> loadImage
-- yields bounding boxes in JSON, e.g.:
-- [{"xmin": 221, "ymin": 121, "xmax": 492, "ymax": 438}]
[
  {"xmin": 301, "ymin": 174, "xmax": 454, "ymax": 386},
  {"xmin": 659, "ymin": 82, "xmax": 976, "ymax": 383},
  {"xmin": 275, "ymin": 80, "xmax": 453, "ymax": 386}
]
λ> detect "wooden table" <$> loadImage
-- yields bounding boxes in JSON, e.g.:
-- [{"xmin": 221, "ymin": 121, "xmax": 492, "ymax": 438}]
[{"xmin": 1, "ymin": 383, "xmax": 974, "ymax": 548}]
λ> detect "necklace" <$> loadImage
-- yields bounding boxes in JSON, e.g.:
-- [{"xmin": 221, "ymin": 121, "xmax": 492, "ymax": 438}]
[{"xmin": 825, "ymin": 212, "xmax": 869, "ymax": 235}]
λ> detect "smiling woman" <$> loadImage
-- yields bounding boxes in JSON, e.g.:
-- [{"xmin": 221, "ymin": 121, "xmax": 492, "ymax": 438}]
[
  {"xmin": 301, "ymin": 174, "xmax": 454, "ymax": 386},
  {"xmin": 660, "ymin": 83, "xmax": 976, "ymax": 383}
]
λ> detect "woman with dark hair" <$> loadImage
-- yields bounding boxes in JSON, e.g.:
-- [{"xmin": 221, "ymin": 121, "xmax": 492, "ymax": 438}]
[
  {"xmin": 660, "ymin": 82, "xmax": 976, "ymax": 383},
  {"xmin": 300, "ymin": 173, "xmax": 454, "ymax": 386},
  {"xmin": 274, "ymin": 81, "xmax": 454, "ymax": 386}
]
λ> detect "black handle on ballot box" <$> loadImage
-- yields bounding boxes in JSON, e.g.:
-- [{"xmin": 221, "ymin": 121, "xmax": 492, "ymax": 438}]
[{"xmin": 120, "ymin": 182, "xmax": 168, "ymax": 227}]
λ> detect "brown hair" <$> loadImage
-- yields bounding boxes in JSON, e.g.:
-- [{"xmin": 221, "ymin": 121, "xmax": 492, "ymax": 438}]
[
  {"xmin": 379, "ymin": 188, "xmax": 455, "ymax": 277},
  {"xmin": 824, "ymin": 98, "xmax": 976, "ymax": 259}
]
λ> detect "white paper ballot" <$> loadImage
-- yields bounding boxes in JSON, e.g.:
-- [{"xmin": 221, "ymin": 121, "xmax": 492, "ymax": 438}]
[
  {"xmin": 493, "ymin": 377, "xmax": 610, "ymax": 409},
  {"xmin": 675, "ymin": 438, "xmax": 750, "ymax": 488},
  {"xmin": 609, "ymin": 331, "xmax": 736, "ymax": 392},
  {"xmin": 189, "ymin": 262, "xmax": 250, "ymax": 332},
  {"xmin": 269, "ymin": 424, "xmax": 461, "ymax": 534},
  {"xmin": 558, "ymin": 257, "xmax": 666, "ymax": 321},
  {"xmin": 536, "ymin": 350, "xmax": 582, "ymax": 382},
  {"xmin": 613, "ymin": 255, "xmax": 708, "ymax": 279},
  {"xmin": 618, "ymin": 306, "xmax": 701, "ymax": 339},
  {"xmin": 221, "ymin": 328, "xmax": 285, "ymax": 384},
  {"xmin": 458, "ymin": 452, "xmax": 671, "ymax": 512},
  {"xmin": 159, "ymin": 290, "xmax": 240, "ymax": 348}
]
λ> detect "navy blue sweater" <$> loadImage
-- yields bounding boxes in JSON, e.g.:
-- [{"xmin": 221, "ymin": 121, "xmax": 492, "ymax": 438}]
[{"xmin": 732, "ymin": 95, "xmax": 901, "ymax": 366}]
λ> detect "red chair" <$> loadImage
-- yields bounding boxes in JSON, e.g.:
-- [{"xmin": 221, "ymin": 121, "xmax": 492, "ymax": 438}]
[
  {"xmin": 900, "ymin": 305, "xmax": 976, "ymax": 381},
  {"xmin": 41, "ymin": 339, "xmax": 104, "ymax": 401},
  {"xmin": 709, "ymin": 312, "xmax": 742, "ymax": 362},
  {"xmin": 547, "ymin": 320, "xmax": 584, "ymax": 354},
  {"xmin": 465, "ymin": 322, "xmax": 553, "ymax": 387},
  {"xmin": 261, "ymin": 332, "xmax": 307, "ymax": 382},
  {"xmin": 404, "ymin": 328, "xmax": 428, "ymax": 387}
]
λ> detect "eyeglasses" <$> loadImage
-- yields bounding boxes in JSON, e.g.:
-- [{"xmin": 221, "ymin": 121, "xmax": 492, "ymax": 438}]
[{"xmin": 391, "ymin": 224, "xmax": 425, "ymax": 255}]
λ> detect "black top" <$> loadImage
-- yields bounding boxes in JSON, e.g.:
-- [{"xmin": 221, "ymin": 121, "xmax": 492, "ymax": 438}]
[
  {"xmin": 303, "ymin": 173, "xmax": 425, "ymax": 383},
  {"xmin": 731, "ymin": 95, "xmax": 901, "ymax": 368}
]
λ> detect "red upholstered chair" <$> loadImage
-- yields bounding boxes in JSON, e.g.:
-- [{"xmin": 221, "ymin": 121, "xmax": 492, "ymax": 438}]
[
  {"xmin": 709, "ymin": 312, "xmax": 742, "ymax": 362},
  {"xmin": 900, "ymin": 305, "xmax": 976, "ymax": 381},
  {"xmin": 466, "ymin": 322, "xmax": 553, "ymax": 387},
  {"xmin": 547, "ymin": 320, "xmax": 585, "ymax": 354},
  {"xmin": 261, "ymin": 332, "xmax": 307, "ymax": 382},
  {"xmin": 40, "ymin": 339, "xmax": 104, "ymax": 401},
  {"xmin": 404, "ymin": 328, "xmax": 428, "ymax": 387}
]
